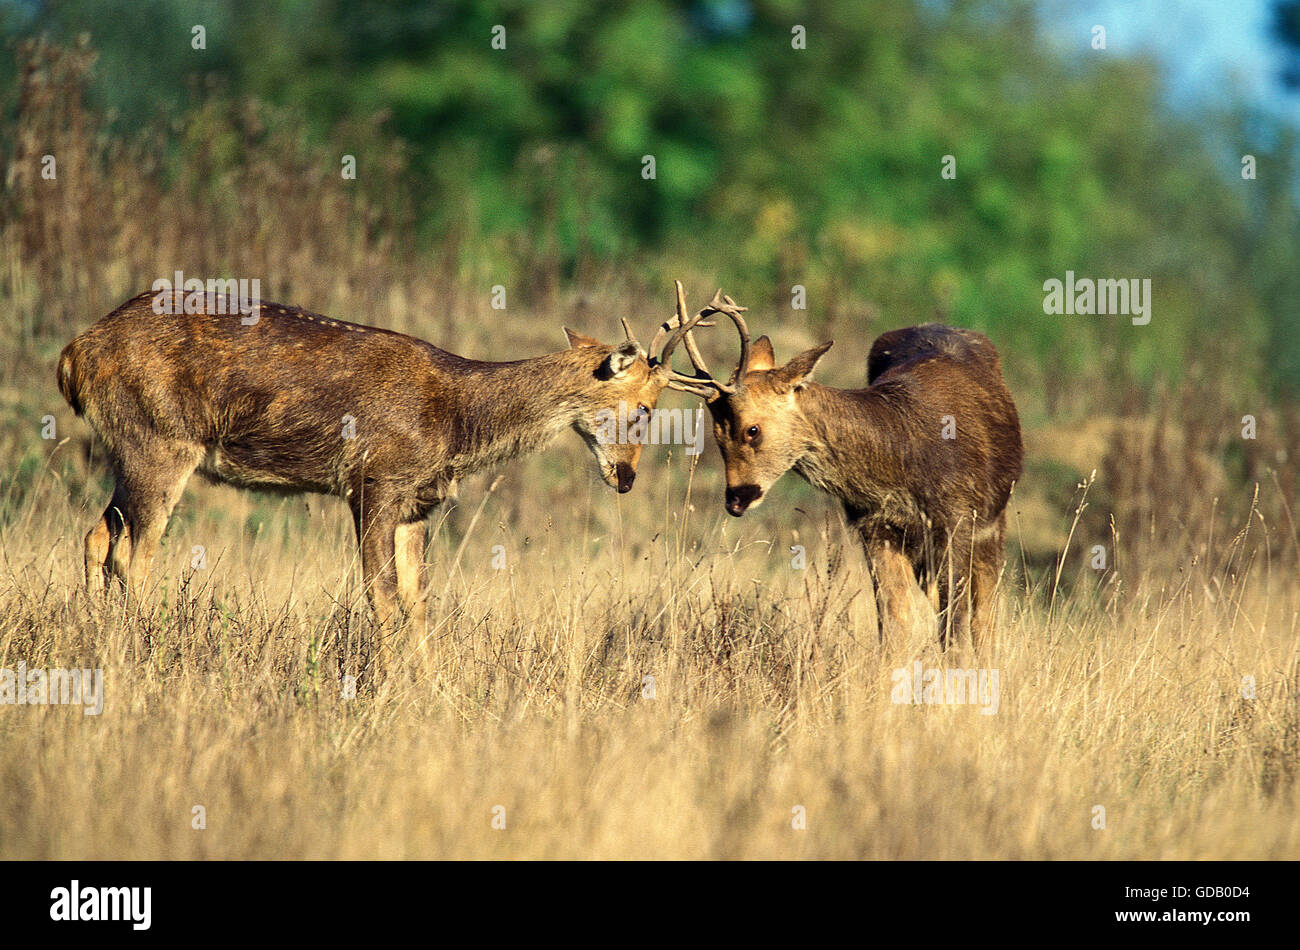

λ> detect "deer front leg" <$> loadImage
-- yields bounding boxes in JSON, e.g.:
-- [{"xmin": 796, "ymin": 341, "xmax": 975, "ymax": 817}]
[
  {"xmin": 968, "ymin": 557, "xmax": 996, "ymax": 652},
  {"xmin": 394, "ymin": 518, "xmax": 429, "ymax": 644},
  {"xmin": 863, "ymin": 536, "xmax": 921, "ymax": 650},
  {"xmin": 108, "ymin": 443, "xmax": 201, "ymax": 598},
  {"xmin": 352, "ymin": 497, "xmax": 401, "ymax": 632},
  {"xmin": 85, "ymin": 483, "xmax": 129, "ymax": 593}
]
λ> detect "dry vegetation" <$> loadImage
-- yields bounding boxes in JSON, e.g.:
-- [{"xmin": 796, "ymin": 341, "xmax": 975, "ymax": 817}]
[{"xmin": 1, "ymin": 41, "xmax": 1297, "ymax": 859}]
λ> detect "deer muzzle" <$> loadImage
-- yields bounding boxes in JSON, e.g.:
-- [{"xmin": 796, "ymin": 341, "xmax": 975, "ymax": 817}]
[
  {"xmin": 725, "ymin": 484, "xmax": 762, "ymax": 516},
  {"xmin": 615, "ymin": 462, "xmax": 636, "ymax": 494}
]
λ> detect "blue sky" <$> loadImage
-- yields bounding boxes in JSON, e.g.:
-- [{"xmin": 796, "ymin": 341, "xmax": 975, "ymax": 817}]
[{"xmin": 1042, "ymin": 0, "xmax": 1300, "ymax": 125}]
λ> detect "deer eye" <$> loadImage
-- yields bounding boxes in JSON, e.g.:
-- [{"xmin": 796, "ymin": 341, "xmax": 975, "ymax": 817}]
[
  {"xmin": 635, "ymin": 403, "xmax": 650, "ymax": 418},
  {"xmin": 745, "ymin": 424, "xmax": 761, "ymax": 444}
]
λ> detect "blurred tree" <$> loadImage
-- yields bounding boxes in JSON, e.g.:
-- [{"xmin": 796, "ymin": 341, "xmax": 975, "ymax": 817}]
[
  {"xmin": 1274, "ymin": 0, "xmax": 1300, "ymax": 88},
  {"xmin": 2, "ymin": 0, "xmax": 1298, "ymax": 400}
]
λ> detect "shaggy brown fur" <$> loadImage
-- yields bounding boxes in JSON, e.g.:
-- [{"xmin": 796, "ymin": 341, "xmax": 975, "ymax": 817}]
[{"xmin": 58, "ymin": 290, "xmax": 672, "ymax": 639}]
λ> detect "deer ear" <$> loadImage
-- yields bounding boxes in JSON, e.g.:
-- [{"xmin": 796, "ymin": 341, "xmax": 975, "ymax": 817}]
[
  {"xmin": 749, "ymin": 335, "xmax": 776, "ymax": 372},
  {"xmin": 564, "ymin": 327, "xmax": 601, "ymax": 349},
  {"xmin": 600, "ymin": 341, "xmax": 641, "ymax": 379},
  {"xmin": 772, "ymin": 341, "xmax": 833, "ymax": 393}
]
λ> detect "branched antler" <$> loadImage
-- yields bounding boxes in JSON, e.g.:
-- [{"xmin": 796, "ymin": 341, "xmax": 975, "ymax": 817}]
[
  {"xmin": 703, "ymin": 289, "xmax": 750, "ymax": 390},
  {"xmin": 649, "ymin": 281, "xmax": 717, "ymax": 398},
  {"xmin": 650, "ymin": 281, "xmax": 750, "ymax": 399}
]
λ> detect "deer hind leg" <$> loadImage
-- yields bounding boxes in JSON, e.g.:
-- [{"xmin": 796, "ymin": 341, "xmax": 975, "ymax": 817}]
[
  {"xmin": 969, "ymin": 512, "xmax": 1008, "ymax": 652},
  {"xmin": 394, "ymin": 518, "xmax": 429, "ymax": 644},
  {"xmin": 936, "ymin": 528, "xmax": 978, "ymax": 651}
]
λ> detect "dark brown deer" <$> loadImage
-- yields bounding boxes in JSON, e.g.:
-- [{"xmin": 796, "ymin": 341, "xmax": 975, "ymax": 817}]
[
  {"xmin": 57, "ymin": 288, "xmax": 711, "ymax": 636},
  {"xmin": 665, "ymin": 283, "xmax": 1023, "ymax": 648}
]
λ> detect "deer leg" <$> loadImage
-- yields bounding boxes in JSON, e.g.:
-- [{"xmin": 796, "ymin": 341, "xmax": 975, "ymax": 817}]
[
  {"xmin": 394, "ymin": 518, "xmax": 429, "ymax": 643},
  {"xmin": 86, "ymin": 482, "xmax": 129, "ymax": 593},
  {"xmin": 106, "ymin": 508, "xmax": 133, "ymax": 589},
  {"xmin": 120, "ymin": 446, "xmax": 202, "ymax": 598},
  {"xmin": 969, "ymin": 557, "xmax": 996, "ymax": 652},
  {"xmin": 863, "ymin": 537, "xmax": 921, "ymax": 649},
  {"xmin": 936, "ymin": 530, "xmax": 975, "ymax": 651},
  {"xmin": 969, "ymin": 513, "xmax": 1007, "ymax": 651},
  {"xmin": 936, "ymin": 573, "xmax": 972, "ymax": 650},
  {"xmin": 351, "ymin": 495, "xmax": 401, "ymax": 631},
  {"xmin": 85, "ymin": 516, "xmax": 110, "ymax": 591},
  {"xmin": 915, "ymin": 562, "xmax": 938, "ymax": 616},
  {"xmin": 124, "ymin": 499, "xmax": 172, "ymax": 598}
]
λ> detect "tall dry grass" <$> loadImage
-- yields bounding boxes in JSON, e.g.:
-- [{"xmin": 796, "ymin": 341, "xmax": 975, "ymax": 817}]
[
  {"xmin": 0, "ymin": 462, "xmax": 1296, "ymax": 858},
  {"xmin": 1, "ymin": 41, "xmax": 1297, "ymax": 859}
]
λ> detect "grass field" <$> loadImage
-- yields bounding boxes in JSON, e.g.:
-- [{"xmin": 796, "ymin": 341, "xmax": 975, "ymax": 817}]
[{"xmin": 0, "ymin": 424, "xmax": 1296, "ymax": 859}]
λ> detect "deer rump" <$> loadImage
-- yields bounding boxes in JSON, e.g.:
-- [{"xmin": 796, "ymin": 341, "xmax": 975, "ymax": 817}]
[{"xmin": 866, "ymin": 323, "xmax": 1004, "ymax": 385}]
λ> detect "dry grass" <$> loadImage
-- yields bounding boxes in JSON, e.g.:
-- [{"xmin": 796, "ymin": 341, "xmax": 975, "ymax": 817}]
[{"xmin": 0, "ymin": 451, "xmax": 1297, "ymax": 859}]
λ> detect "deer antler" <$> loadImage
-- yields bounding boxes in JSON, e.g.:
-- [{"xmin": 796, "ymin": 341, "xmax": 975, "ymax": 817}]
[
  {"xmin": 703, "ymin": 289, "xmax": 750, "ymax": 391},
  {"xmin": 649, "ymin": 281, "xmax": 719, "ymax": 398},
  {"xmin": 650, "ymin": 282, "xmax": 750, "ymax": 398},
  {"xmin": 651, "ymin": 282, "xmax": 714, "ymax": 370}
]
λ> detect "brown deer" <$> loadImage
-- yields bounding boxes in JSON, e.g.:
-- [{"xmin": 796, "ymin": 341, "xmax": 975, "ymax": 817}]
[
  {"xmin": 665, "ymin": 283, "xmax": 1023, "ymax": 649},
  {"xmin": 57, "ymin": 288, "xmax": 711, "ymax": 636}
]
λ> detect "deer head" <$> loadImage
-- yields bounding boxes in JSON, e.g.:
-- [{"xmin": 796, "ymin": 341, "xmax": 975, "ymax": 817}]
[
  {"xmin": 656, "ymin": 282, "xmax": 833, "ymax": 515},
  {"xmin": 563, "ymin": 283, "xmax": 734, "ymax": 492},
  {"xmin": 561, "ymin": 325, "xmax": 671, "ymax": 494}
]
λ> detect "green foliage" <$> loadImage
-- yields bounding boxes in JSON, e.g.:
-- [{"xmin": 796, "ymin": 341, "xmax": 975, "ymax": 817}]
[{"xmin": 4, "ymin": 0, "xmax": 1299, "ymax": 399}]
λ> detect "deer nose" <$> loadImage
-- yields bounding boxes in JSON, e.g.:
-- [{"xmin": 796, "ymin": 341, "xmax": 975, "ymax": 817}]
[
  {"xmin": 615, "ymin": 462, "xmax": 636, "ymax": 493},
  {"xmin": 725, "ymin": 484, "xmax": 762, "ymax": 516}
]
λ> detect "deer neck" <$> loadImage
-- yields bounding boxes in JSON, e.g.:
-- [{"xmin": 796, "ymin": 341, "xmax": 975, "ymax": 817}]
[
  {"xmin": 791, "ymin": 382, "xmax": 904, "ymax": 505},
  {"xmin": 447, "ymin": 350, "xmax": 595, "ymax": 475}
]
